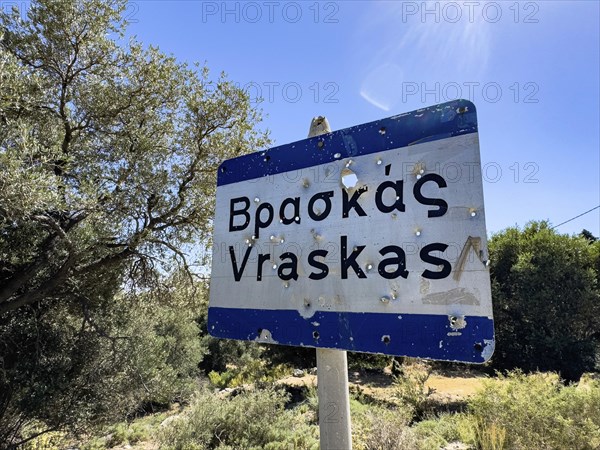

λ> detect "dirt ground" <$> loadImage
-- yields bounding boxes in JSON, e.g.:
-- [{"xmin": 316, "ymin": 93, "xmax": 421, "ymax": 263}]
[
  {"xmin": 426, "ymin": 372, "xmax": 486, "ymax": 401},
  {"xmin": 277, "ymin": 368, "xmax": 487, "ymax": 403}
]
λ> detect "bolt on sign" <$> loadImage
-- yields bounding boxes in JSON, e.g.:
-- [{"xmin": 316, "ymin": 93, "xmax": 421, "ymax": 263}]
[{"xmin": 208, "ymin": 99, "xmax": 494, "ymax": 363}]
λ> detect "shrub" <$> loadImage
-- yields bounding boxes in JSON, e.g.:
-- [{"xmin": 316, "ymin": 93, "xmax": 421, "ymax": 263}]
[
  {"xmin": 413, "ymin": 413, "xmax": 477, "ymax": 450},
  {"xmin": 393, "ymin": 358, "xmax": 434, "ymax": 420},
  {"xmin": 207, "ymin": 357, "xmax": 291, "ymax": 389},
  {"xmin": 158, "ymin": 387, "xmax": 318, "ymax": 450},
  {"xmin": 107, "ymin": 423, "xmax": 128, "ymax": 447},
  {"xmin": 80, "ymin": 439, "xmax": 106, "ymax": 450},
  {"xmin": 489, "ymin": 223, "xmax": 600, "ymax": 379},
  {"xmin": 350, "ymin": 399, "xmax": 417, "ymax": 450},
  {"xmin": 18, "ymin": 428, "xmax": 68, "ymax": 450},
  {"xmin": 348, "ymin": 353, "xmax": 391, "ymax": 371},
  {"xmin": 474, "ymin": 418, "xmax": 507, "ymax": 450},
  {"xmin": 467, "ymin": 371, "xmax": 600, "ymax": 450},
  {"xmin": 299, "ymin": 384, "xmax": 319, "ymax": 423}
]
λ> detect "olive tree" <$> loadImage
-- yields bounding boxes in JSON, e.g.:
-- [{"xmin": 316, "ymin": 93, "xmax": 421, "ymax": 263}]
[{"xmin": 0, "ymin": 0, "xmax": 267, "ymax": 445}]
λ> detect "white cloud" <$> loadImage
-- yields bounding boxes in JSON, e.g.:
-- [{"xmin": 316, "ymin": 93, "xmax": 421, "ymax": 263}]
[{"xmin": 359, "ymin": 63, "xmax": 404, "ymax": 111}]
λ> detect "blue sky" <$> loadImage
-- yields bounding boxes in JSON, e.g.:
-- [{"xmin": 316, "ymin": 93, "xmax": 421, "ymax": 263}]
[{"xmin": 126, "ymin": 1, "xmax": 599, "ymax": 237}]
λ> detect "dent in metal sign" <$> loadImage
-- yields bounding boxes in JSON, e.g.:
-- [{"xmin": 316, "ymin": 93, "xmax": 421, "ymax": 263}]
[{"xmin": 208, "ymin": 99, "xmax": 494, "ymax": 363}]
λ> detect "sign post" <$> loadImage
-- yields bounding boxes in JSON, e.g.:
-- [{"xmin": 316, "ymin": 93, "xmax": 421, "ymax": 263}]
[
  {"xmin": 208, "ymin": 99, "xmax": 495, "ymax": 447},
  {"xmin": 308, "ymin": 116, "xmax": 352, "ymax": 449}
]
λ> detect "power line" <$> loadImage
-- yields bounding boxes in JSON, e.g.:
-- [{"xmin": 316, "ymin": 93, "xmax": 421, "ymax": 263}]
[{"xmin": 550, "ymin": 205, "xmax": 600, "ymax": 230}]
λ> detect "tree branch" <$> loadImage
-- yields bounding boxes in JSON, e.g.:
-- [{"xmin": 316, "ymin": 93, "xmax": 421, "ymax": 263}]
[
  {"xmin": 0, "ymin": 234, "xmax": 56, "ymax": 305},
  {"xmin": 0, "ymin": 247, "xmax": 76, "ymax": 315},
  {"xmin": 9, "ymin": 426, "xmax": 61, "ymax": 449}
]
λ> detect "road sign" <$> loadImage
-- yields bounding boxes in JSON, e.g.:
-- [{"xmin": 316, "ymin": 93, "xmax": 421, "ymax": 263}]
[{"xmin": 208, "ymin": 99, "xmax": 494, "ymax": 363}]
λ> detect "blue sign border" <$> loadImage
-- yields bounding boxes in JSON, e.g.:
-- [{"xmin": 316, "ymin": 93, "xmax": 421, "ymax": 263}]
[
  {"xmin": 217, "ymin": 99, "xmax": 477, "ymax": 187},
  {"xmin": 209, "ymin": 308, "xmax": 494, "ymax": 363}
]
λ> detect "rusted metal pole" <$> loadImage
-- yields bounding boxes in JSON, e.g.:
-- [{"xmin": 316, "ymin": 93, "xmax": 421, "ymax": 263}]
[{"xmin": 308, "ymin": 117, "xmax": 352, "ymax": 450}]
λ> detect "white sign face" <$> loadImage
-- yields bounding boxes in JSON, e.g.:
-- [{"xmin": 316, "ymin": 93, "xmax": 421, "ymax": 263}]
[{"xmin": 209, "ymin": 100, "xmax": 494, "ymax": 363}]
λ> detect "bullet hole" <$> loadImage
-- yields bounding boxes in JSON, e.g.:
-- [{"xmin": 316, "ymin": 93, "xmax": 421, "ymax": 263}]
[
  {"xmin": 341, "ymin": 168, "xmax": 358, "ymax": 189},
  {"xmin": 264, "ymin": 155, "xmax": 271, "ymax": 162},
  {"xmin": 313, "ymin": 331, "xmax": 320, "ymax": 339},
  {"xmin": 449, "ymin": 315, "xmax": 467, "ymax": 330},
  {"xmin": 220, "ymin": 166, "xmax": 227, "ymax": 173},
  {"xmin": 379, "ymin": 127, "xmax": 386, "ymax": 135},
  {"xmin": 382, "ymin": 335, "xmax": 391, "ymax": 344},
  {"xmin": 474, "ymin": 342, "xmax": 483, "ymax": 352}
]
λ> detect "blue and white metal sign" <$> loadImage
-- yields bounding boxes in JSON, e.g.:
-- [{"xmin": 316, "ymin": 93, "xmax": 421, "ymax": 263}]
[{"xmin": 208, "ymin": 99, "xmax": 494, "ymax": 363}]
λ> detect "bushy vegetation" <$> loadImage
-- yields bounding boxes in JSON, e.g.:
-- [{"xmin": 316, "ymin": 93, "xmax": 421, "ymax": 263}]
[
  {"xmin": 158, "ymin": 388, "xmax": 319, "ymax": 450},
  {"xmin": 350, "ymin": 399, "xmax": 417, "ymax": 450},
  {"xmin": 17, "ymin": 363, "xmax": 600, "ymax": 450},
  {"xmin": 0, "ymin": 0, "xmax": 266, "ymax": 446},
  {"xmin": 413, "ymin": 413, "xmax": 477, "ymax": 450},
  {"xmin": 207, "ymin": 359, "xmax": 290, "ymax": 389},
  {"xmin": 489, "ymin": 222, "xmax": 600, "ymax": 379},
  {"xmin": 67, "ymin": 370, "xmax": 586, "ymax": 450},
  {"xmin": 411, "ymin": 371, "xmax": 600, "ymax": 450},
  {"xmin": 392, "ymin": 358, "xmax": 434, "ymax": 420},
  {"xmin": 468, "ymin": 371, "xmax": 600, "ymax": 450},
  {"xmin": 0, "ymin": 272, "xmax": 206, "ymax": 447}
]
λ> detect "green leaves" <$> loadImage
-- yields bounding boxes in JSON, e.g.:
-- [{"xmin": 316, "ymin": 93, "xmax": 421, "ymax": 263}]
[
  {"xmin": 489, "ymin": 222, "xmax": 600, "ymax": 379},
  {"xmin": 468, "ymin": 371, "xmax": 600, "ymax": 450},
  {"xmin": 1, "ymin": 0, "xmax": 269, "ymax": 314},
  {"xmin": 1, "ymin": 0, "xmax": 268, "ymax": 445}
]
